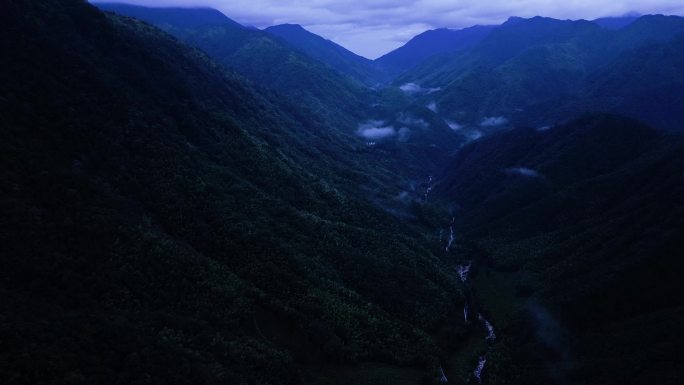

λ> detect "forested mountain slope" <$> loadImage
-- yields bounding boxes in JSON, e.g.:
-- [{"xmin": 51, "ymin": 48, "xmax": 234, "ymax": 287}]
[
  {"xmin": 435, "ymin": 115, "xmax": 684, "ymax": 384},
  {"xmin": 0, "ymin": 1, "xmax": 468, "ymax": 383},
  {"xmin": 2, "ymin": 2, "xmax": 683, "ymax": 385},
  {"xmin": 374, "ymin": 25, "xmax": 495, "ymax": 77},
  {"xmin": 397, "ymin": 15, "xmax": 684, "ymax": 132},
  {"xmin": 265, "ymin": 23, "xmax": 384, "ymax": 86},
  {"xmin": 94, "ymin": 3, "xmax": 466, "ymax": 181},
  {"xmin": 95, "ymin": 3, "xmax": 373, "ymax": 132}
]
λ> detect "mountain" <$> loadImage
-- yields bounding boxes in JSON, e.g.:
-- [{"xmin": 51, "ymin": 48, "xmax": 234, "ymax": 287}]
[
  {"xmin": 397, "ymin": 15, "xmax": 684, "ymax": 131},
  {"xmin": 545, "ymin": 33, "xmax": 684, "ymax": 131},
  {"xmin": 95, "ymin": 3, "xmax": 465, "ymax": 181},
  {"xmin": 375, "ymin": 25, "xmax": 495, "ymax": 77},
  {"xmin": 4, "ymin": 1, "xmax": 684, "ymax": 385},
  {"xmin": 264, "ymin": 23, "xmax": 385, "ymax": 85},
  {"xmin": 403, "ymin": 16, "xmax": 602, "ymax": 83},
  {"xmin": 92, "ymin": 3, "xmax": 243, "ymax": 29},
  {"xmin": 592, "ymin": 15, "xmax": 639, "ymax": 29},
  {"xmin": 0, "ymin": 1, "xmax": 471, "ymax": 383},
  {"xmin": 434, "ymin": 114, "xmax": 684, "ymax": 385},
  {"xmin": 95, "ymin": 3, "xmax": 373, "ymax": 133}
]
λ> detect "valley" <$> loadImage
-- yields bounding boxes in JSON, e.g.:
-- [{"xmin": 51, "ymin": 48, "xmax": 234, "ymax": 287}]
[{"xmin": 1, "ymin": 1, "xmax": 683, "ymax": 384}]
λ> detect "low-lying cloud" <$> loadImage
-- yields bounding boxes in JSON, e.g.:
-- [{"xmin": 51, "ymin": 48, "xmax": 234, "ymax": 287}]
[
  {"xmin": 398, "ymin": 126, "xmax": 411, "ymax": 141},
  {"xmin": 399, "ymin": 83, "xmax": 442, "ymax": 94},
  {"xmin": 357, "ymin": 120, "xmax": 396, "ymax": 139},
  {"xmin": 399, "ymin": 82, "xmax": 422, "ymax": 93},
  {"xmin": 445, "ymin": 120, "xmax": 463, "ymax": 131},
  {"xmin": 397, "ymin": 113, "xmax": 430, "ymax": 129},
  {"xmin": 505, "ymin": 167, "xmax": 542, "ymax": 178},
  {"xmin": 466, "ymin": 129, "xmax": 483, "ymax": 140},
  {"xmin": 480, "ymin": 116, "xmax": 509, "ymax": 127},
  {"xmin": 527, "ymin": 302, "xmax": 573, "ymax": 385}
]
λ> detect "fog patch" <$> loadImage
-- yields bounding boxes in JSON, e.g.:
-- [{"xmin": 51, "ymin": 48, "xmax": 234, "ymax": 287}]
[
  {"xmin": 427, "ymin": 101, "xmax": 438, "ymax": 112},
  {"xmin": 480, "ymin": 116, "xmax": 509, "ymax": 127},
  {"xmin": 399, "ymin": 82, "xmax": 441, "ymax": 94},
  {"xmin": 527, "ymin": 302, "xmax": 574, "ymax": 385},
  {"xmin": 466, "ymin": 129, "xmax": 483, "ymax": 141},
  {"xmin": 398, "ymin": 113, "xmax": 429, "ymax": 129},
  {"xmin": 400, "ymin": 82, "xmax": 422, "ymax": 93},
  {"xmin": 398, "ymin": 127, "xmax": 411, "ymax": 142},
  {"xmin": 505, "ymin": 167, "xmax": 542, "ymax": 178},
  {"xmin": 396, "ymin": 191, "xmax": 411, "ymax": 203},
  {"xmin": 357, "ymin": 120, "xmax": 395, "ymax": 139},
  {"xmin": 445, "ymin": 120, "xmax": 463, "ymax": 131}
]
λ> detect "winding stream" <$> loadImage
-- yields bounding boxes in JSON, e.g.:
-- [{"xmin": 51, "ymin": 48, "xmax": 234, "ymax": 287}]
[
  {"xmin": 445, "ymin": 217, "xmax": 456, "ymax": 253},
  {"xmin": 424, "ymin": 175, "xmax": 434, "ymax": 202},
  {"xmin": 423, "ymin": 175, "xmax": 497, "ymax": 384},
  {"xmin": 472, "ymin": 313, "xmax": 496, "ymax": 383},
  {"xmin": 473, "ymin": 356, "xmax": 487, "ymax": 383},
  {"xmin": 456, "ymin": 262, "xmax": 471, "ymax": 282},
  {"xmin": 439, "ymin": 366, "xmax": 449, "ymax": 383},
  {"xmin": 445, "ymin": 221, "xmax": 497, "ymax": 383},
  {"xmin": 478, "ymin": 313, "xmax": 496, "ymax": 342}
]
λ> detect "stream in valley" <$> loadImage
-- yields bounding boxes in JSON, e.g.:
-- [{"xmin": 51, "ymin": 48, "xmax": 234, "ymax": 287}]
[{"xmin": 421, "ymin": 175, "xmax": 497, "ymax": 384}]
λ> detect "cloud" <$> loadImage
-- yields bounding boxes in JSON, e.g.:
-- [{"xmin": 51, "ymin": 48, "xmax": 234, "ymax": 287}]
[
  {"xmin": 97, "ymin": 0, "xmax": 684, "ymax": 58},
  {"xmin": 397, "ymin": 113, "xmax": 429, "ymax": 129},
  {"xmin": 445, "ymin": 120, "xmax": 463, "ymax": 131},
  {"xmin": 396, "ymin": 191, "xmax": 411, "ymax": 202},
  {"xmin": 466, "ymin": 129, "xmax": 483, "ymax": 140},
  {"xmin": 397, "ymin": 126, "xmax": 411, "ymax": 141},
  {"xmin": 505, "ymin": 167, "xmax": 542, "ymax": 178},
  {"xmin": 526, "ymin": 302, "xmax": 573, "ymax": 384},
  {"xmin": 426, "ymin": 101, "xmax": 438, "ymax": 113},
  {"xmin": 399, "ymin": 82, "xmax": 441, "ymax": 94},
  {"xmin": 399, "ymin": 82, "xmax": 422, "ymax": 93},
  {"xmin": 480, "ymin": 116, "xmax": 509, "ymax": 127},
  {"xmin": 357, "ymin": 120, "xmax": 396, "ymax": 139}
]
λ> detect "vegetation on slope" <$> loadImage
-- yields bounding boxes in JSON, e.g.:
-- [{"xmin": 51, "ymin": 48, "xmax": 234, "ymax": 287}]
[
  {"xmin": 398, "ymin": 15, "xmax": 684, "ymax": 132},
  {"xmin": 0, "ymin": 1, "xmax": 470, "ymax": 383},
  {"xmin": 436, "ymin": 115, "xmax": 684, "ymax": 385}
]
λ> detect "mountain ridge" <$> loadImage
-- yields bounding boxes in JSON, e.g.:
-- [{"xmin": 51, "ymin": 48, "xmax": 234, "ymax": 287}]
[{"xmin": 264, "ymin": 23, "xmax": 385, "ymax": 85}]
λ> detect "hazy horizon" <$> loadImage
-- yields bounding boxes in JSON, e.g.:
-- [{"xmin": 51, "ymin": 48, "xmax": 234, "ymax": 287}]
[{"xmin": 91, "ymin": 0, "xmax": 684, "ymax": 59}]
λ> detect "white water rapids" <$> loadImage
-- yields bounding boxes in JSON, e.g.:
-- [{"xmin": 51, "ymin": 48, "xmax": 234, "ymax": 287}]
[
  {"xmin": 455, "ymin": 262, "xmax": 471, "ymax": 282},
  {"xmin": 478, "ymin": 313, "xmax": 496, "ymax": 341},
  {"xmin": 445, "ymin": 217, "xmax": 455, "ymax": 252},
  {"xmin": 473, "ymin": 356, "xmax": 487, "ymax": 383},
  {"xmin": 426, "ymin": 196, "xmax": 495, "ymax": 384},
  {"xmin": 468, "ymin": 314, "xmax": 496, "ymax": 383},
  {"xmin": 439, "ymin": 366, "xmax": 448, "ymax": 383},
  {"xmin": 424, "ymin": 175, "xmax": 433, "ymax": 201}
]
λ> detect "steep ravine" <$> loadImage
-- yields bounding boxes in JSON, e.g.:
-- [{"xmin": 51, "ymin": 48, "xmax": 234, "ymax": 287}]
[
  {"xmin": 424, "ymin": 183, "xmax": 497, "ymax": 385},
  {"xmin": 456, "ymin": 258, "xmax": 496, "ymax": 384}
]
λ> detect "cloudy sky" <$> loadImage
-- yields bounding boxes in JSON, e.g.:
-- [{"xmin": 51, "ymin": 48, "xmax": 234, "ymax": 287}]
[{"xmin": 98, "ymin": 0, "xmax": 684, "ymax": 58}]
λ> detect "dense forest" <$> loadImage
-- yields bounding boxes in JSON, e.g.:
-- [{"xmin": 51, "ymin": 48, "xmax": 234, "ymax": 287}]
[{"xmin": 1, "ymin": 1, "xmax": 682, "ymax": 384}]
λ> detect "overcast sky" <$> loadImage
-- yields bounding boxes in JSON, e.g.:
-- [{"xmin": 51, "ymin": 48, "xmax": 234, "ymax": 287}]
[{"xmin": 98, "ymin": 1, "xmax": 684, "ymax": 58}]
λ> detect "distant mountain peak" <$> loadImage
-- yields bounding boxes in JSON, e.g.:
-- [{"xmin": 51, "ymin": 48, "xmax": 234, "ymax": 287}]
[
  {"xmin": 269, "ymin": 23, "xmax": 306, "ymax": 30},
  {"xmin": 94, "ymin": 3, "xmax": 243, "ymax": 29},
  {"xmin": 592, "ymin": 15, "xmax": 640, "ymax": 29},
  {"xmin": 264, "ymin": 22, "xmax": 382, "ymax": 84},
  {"xmin": 504, "ymin": 16, "xmax": 526, "ymax": 25},
  {"xmin": 374, "ymin": 24, "xmax": 495, "ymax": 76}
]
